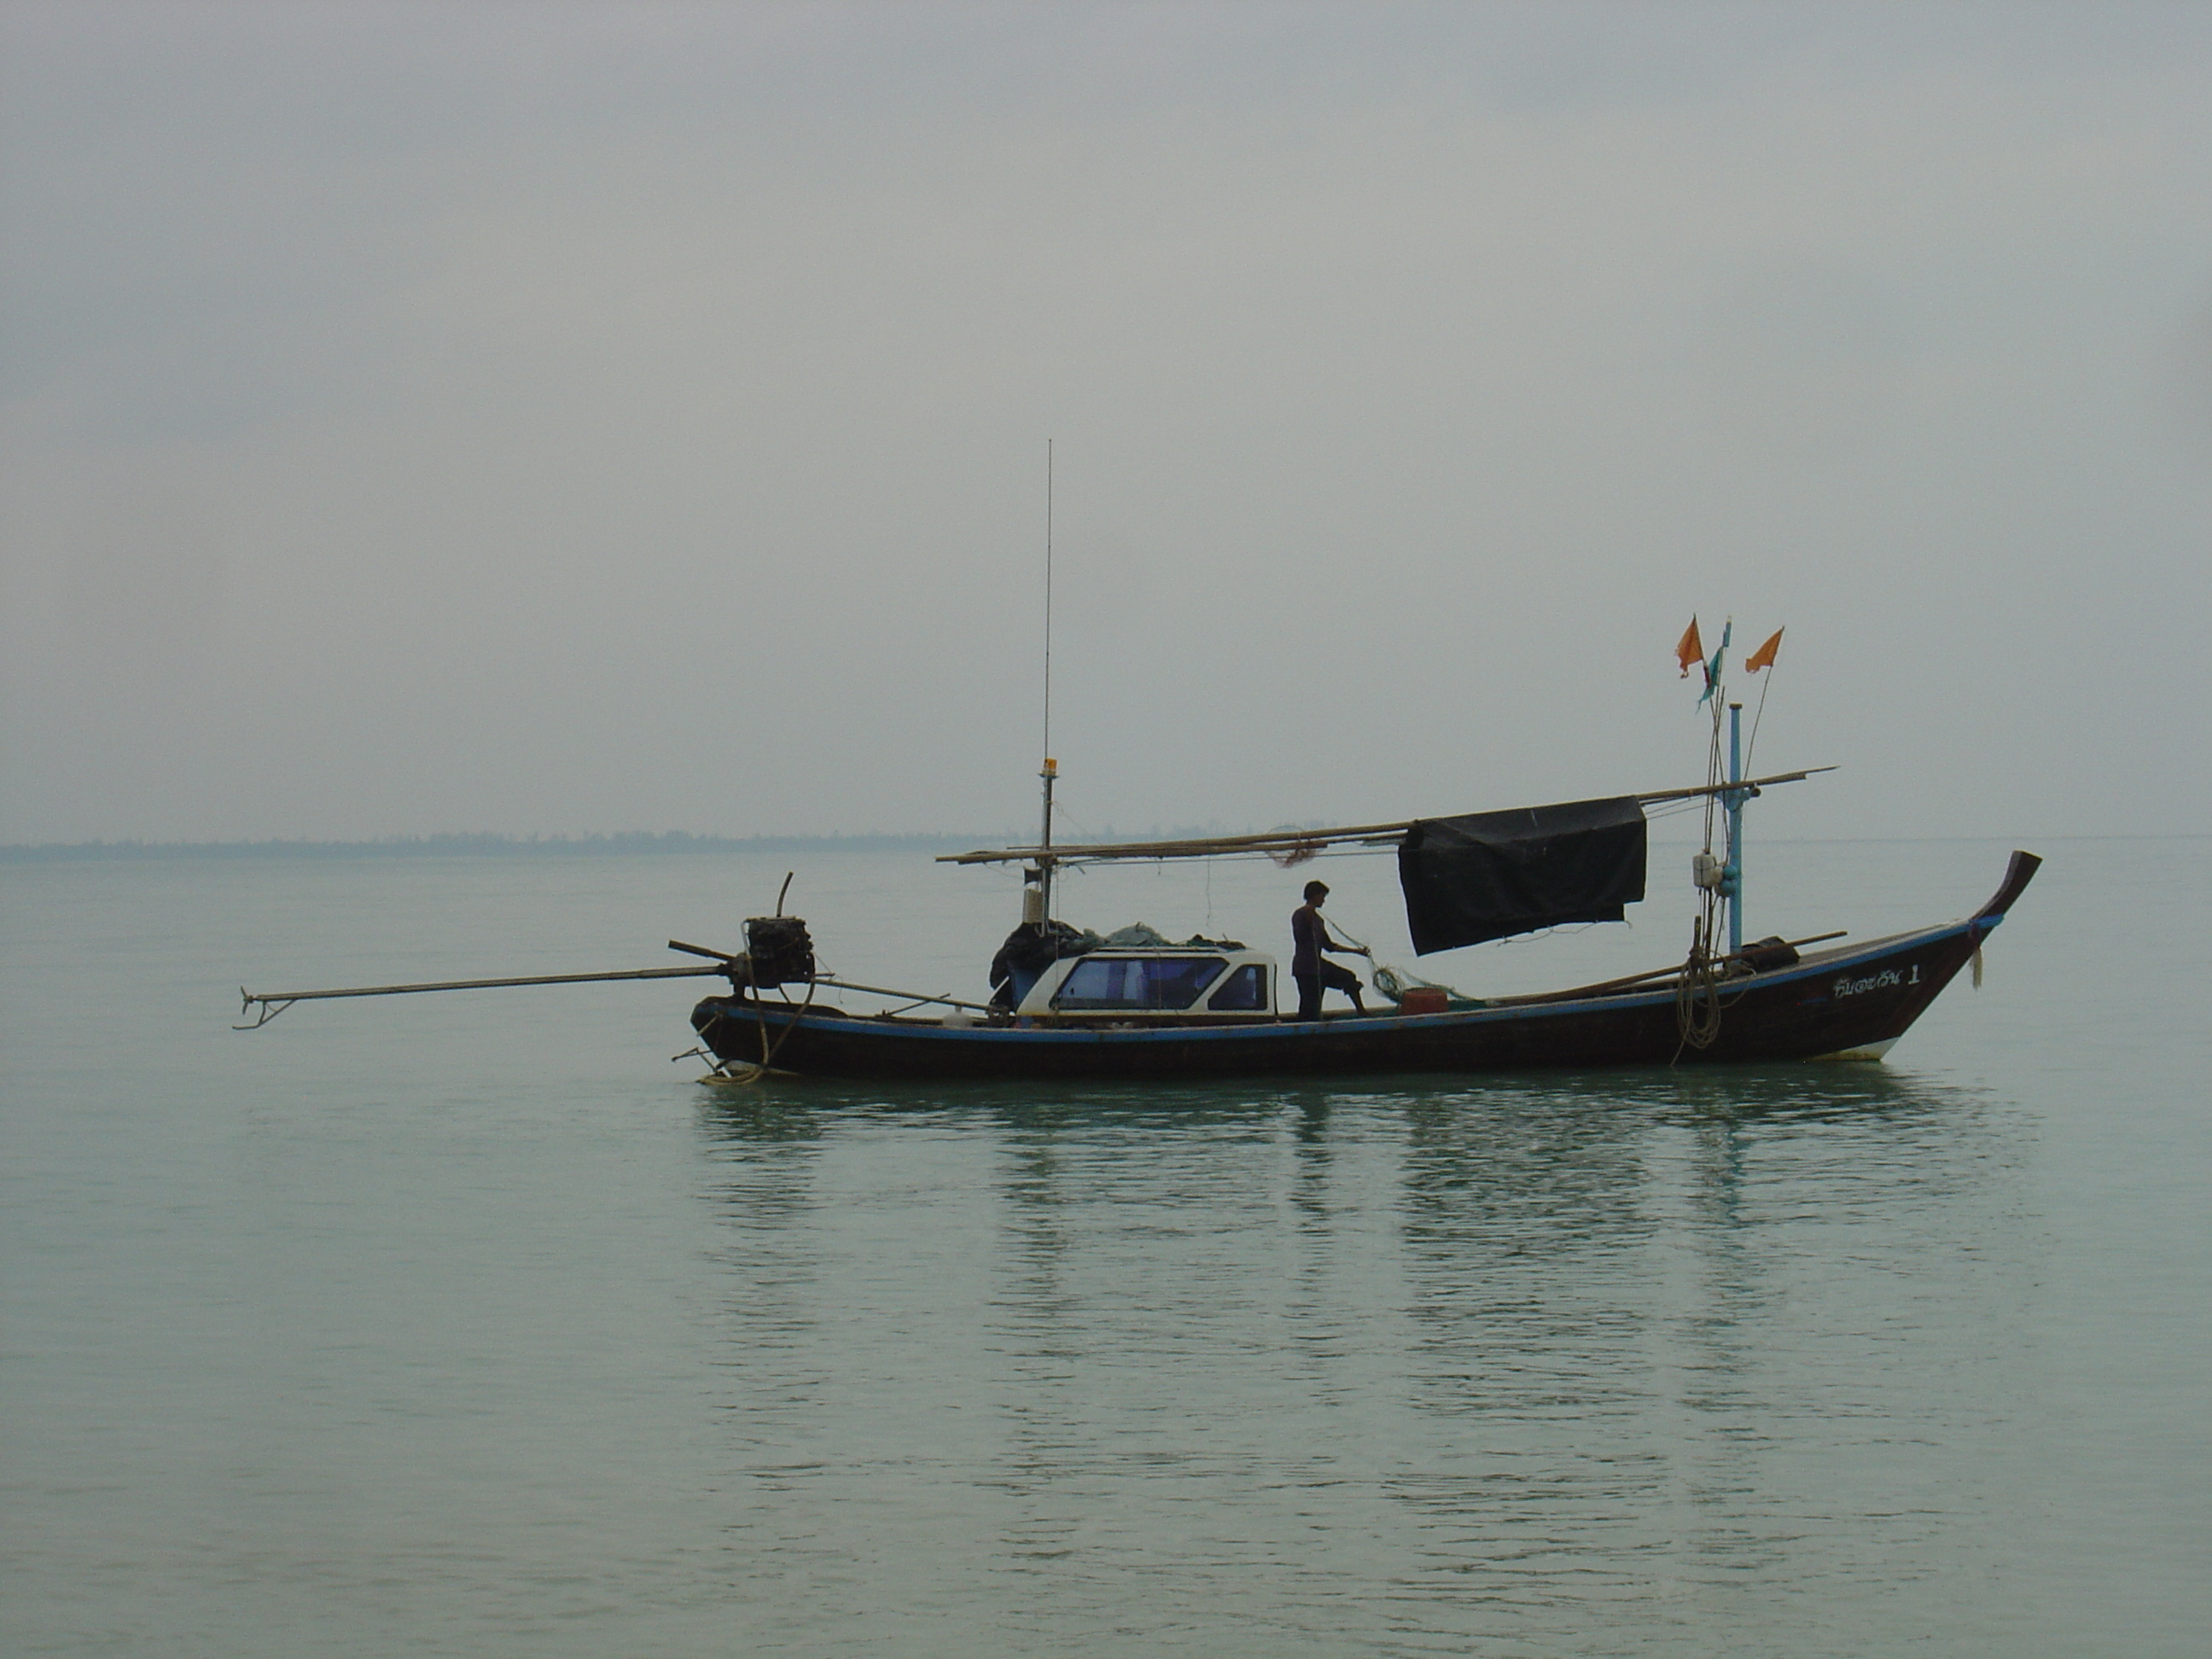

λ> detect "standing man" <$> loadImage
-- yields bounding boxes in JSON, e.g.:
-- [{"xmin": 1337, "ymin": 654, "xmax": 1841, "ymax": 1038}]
[{"xmin": 1290, "ymin": 880, "xmax": 1370, "ymax": 1020}]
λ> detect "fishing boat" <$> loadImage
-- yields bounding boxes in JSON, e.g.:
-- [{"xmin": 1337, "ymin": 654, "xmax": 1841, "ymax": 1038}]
[
  {"xmin": 673, "ymin": 785, "xmax": 2035, "ymax": 1083},
  {"xmin": 667, "ymin": 613, "xmax": 2038, "ymax": 1080},
  {"xmin": 237, "ymin": 647, "xmax": 2039, "ymax": 1083}
]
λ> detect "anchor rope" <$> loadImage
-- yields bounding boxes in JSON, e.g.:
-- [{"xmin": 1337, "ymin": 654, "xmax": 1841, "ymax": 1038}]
[{"xmin": 710, "ymin": 972, "xmax": 819, "ymax": 1085}]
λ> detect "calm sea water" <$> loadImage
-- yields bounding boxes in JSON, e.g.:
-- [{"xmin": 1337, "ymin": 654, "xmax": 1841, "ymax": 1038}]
[{"xmin": 3, "ymin": 838, "xmax": 2206, "ymax": 1656}]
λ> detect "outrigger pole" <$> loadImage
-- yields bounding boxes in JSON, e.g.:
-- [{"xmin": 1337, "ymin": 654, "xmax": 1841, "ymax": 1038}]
[{"xmin": 236, "ymin": 959, "xmax": 998, "ymax": 1031}]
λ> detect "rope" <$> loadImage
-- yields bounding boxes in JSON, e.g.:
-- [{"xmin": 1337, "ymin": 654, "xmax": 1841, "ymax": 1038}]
[
  {"xmin": 1323, "ymin": 917, "xmax": 1483, "ymax": 1007},
  {"xmin": 1743, "ymin": 661, "xmax": 1777, "ymax": 777},
  {"xmin": 713, "ymin": 973, "xmax": 819, "ymax": 1084},
  {"xmin": 1370, "ymin": 961, "xmax": 1480, "ymax": 1005},
  {"xmin": 1673, "ymin": 684, "xmax": 1733, "ymax": 1056},
  {"xmin": 1673, "ymin": 931, "xmax": 1725, "ymax": 1053}
]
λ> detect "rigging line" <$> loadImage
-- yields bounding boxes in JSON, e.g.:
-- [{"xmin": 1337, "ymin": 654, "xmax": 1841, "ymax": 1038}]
[
  {"xmin": 1055, "ymin": 801, "xmax": 1105, "ymax": 844},
  {"xmin": 1701, "ymin": 694, "xmax": 1724, "ymax": 854},
  {"xmin": 1744, "ymin": 661, "xmax": 1776, "ymax": 777}
]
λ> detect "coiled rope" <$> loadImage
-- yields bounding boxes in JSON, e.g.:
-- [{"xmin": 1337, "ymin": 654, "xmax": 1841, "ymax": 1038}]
[{"xmin": 1674, "ymin": 927, "xmax": 1725, "ymax": 1051}]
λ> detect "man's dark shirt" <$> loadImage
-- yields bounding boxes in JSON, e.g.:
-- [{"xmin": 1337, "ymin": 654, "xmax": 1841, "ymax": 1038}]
[{"xmin": 1290, "ymin": 904, "xmax": 1336, "ymax": 976}]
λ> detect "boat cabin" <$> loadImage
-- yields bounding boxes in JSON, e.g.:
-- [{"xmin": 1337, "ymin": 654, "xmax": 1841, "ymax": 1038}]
[{"xmin": 1013, "ymin": 948, "xmax": 1278, "ymax": 1022}]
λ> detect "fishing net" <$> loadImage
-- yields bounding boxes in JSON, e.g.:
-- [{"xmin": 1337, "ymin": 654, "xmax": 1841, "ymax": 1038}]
[
  {"xmin": 1314, "ymin": 917, "xmax": 1487, "ymax": 1010},
  {"xmin": 1098, "ymin": 923, "xmax": 1246, "ymax": 950},
  {"xmin": 1368, "ymin": 961, "xmax": 1487, "ymax": 1010}
]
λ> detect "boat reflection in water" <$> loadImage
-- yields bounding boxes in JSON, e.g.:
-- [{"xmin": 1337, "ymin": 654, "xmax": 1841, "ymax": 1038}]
[{"xmin": 690, "ymin": 1065, "xmax": 2029, "ymax": 1640}]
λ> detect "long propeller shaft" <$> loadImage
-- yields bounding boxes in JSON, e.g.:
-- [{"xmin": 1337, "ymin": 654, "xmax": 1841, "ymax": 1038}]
[{"xmin": 238, "ymin": 963, "xmax": 725, "ymax": 1028}]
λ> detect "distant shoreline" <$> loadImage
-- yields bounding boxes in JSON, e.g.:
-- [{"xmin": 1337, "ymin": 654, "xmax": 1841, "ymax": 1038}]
[{"xmin": 0, "ymin": 831, "xmax": 1003, "ymax": 863}]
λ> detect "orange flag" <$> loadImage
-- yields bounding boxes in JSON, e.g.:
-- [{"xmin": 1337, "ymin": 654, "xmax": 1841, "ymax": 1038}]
[
  {"xmin": 1675, "ymin": 617, "xmax": 1703, "ymax": 678},
  {"xmin": 1743, "ymin": 627, "xmax": 1784, "ymax": 674}
]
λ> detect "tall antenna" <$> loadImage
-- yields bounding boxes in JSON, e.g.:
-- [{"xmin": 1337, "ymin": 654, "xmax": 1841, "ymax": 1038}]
[{"xmin": 1042, "ymin": 438, "xmax": 1053, "ymax": 765}]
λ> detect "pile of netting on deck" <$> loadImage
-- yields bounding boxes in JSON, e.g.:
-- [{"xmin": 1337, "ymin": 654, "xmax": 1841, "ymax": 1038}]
[
  {"xmin": 987, "ymin": 921, "xmax": 1249, "ymax": 1005},
  {"xmin": 1367, "ymin": 961, "xmax": 1488, "ymax": 1010},
  {"xmin": 1098, "ymin": 922, "xmax": 1247, "ymax": 951}
]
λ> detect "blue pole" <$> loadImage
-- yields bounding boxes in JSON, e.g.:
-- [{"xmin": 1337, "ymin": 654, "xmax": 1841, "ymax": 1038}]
[{"xmin": 1725, "ymin": 701, "xmax": 1744, "ymax": 954}]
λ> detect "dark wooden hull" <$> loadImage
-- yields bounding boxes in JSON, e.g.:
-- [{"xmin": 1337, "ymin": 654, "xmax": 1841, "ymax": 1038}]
[{"xmin": 692, "ymin": 854, "xmax": 2037, "ymax": 1084}]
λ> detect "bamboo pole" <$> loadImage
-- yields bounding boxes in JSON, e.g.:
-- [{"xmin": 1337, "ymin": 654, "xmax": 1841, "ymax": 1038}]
[
  {"xmin": 240, "ymin": 962, "xmax": 724, "ymax": 1018},
  {"xmin": 244, "ymin": 963, "xmax": 725, "ymax": 1003},
  {"xmin": 237, "ymin": 958, "xmax": 1001, "ymax": 1029},
  {"xmin": 1484, "ymin": 930, "xmax": 1848, "ymax": 1007},
  {"xmin": 937, "ymin": 768, "xmax": 1835, "ymax": 866},
  {"xmin": 813, "ymin": 977, "xmax": 998, "ymax": 1013}
]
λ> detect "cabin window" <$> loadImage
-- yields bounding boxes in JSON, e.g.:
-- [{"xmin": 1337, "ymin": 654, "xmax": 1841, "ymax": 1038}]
[
  {"xmin": 1053, "ymin": 957, "xmax": 1227, "ymax": 1011},
  {"xmin": 1207, "ymin": 964, "xmax": 1267, "ymax": 1011}
]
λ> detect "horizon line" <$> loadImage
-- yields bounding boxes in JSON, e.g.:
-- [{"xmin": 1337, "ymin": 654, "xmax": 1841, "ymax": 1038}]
[{"xmin": 1, "ymin": 828, "xmax": 2200, "ymax": 864}]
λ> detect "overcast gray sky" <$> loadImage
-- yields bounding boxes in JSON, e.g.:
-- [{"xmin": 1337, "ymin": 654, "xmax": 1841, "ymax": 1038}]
[{"xmin": 3, "ymin": 1, "xmax": 2207, "ymax": 845}]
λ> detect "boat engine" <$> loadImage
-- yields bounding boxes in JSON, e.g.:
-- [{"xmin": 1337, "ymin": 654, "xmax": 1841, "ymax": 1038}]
[{"xmin": 743, "ymin": 916, "xmax": 816, "ymax": 988}]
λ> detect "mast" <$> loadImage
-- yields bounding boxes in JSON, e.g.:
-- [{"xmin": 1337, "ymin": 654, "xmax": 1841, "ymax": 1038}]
[
  {"xmin": 1025, "ymin": 439, "xmax": 1057, "ymax": 928},
  {"xmin": 1724, "ymin": 700, "xmax": 1746, "ymax": 953},
  {"xmin": 1027, "ymin": 757, "xmax": 1057, "ymax": 924}
]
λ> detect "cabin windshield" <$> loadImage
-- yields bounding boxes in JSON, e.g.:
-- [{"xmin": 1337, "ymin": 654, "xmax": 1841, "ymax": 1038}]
[
  {"xmin": 1052, "ymin": 956, "xmax": 1227, "ymax": 1011},
  {"xmin": 1207, "ymin": 963, "xmax": 1268, "ymax": 1011}
]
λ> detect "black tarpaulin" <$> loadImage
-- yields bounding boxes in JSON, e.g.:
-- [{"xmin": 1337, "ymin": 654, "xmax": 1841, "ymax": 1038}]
[{"xmin": 1397, "ymin": 796, "xmax": 1648, "ymax": 955}]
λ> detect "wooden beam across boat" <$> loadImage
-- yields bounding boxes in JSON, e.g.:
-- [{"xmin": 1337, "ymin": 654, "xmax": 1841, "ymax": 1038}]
[{"xmin": 937, "ymin": 767, "xmax": 1835, "ymax": 867}]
